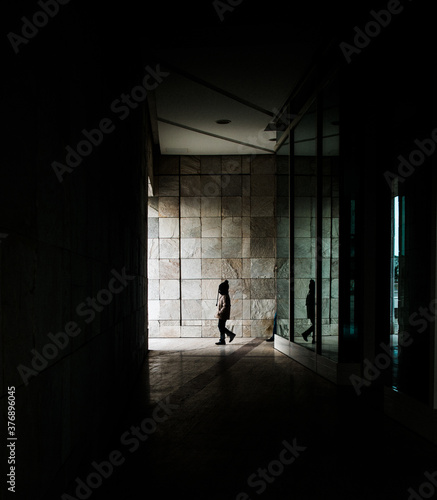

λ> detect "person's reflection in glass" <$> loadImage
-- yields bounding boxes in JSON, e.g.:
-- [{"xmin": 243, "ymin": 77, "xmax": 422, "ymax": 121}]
[{"xmin": 302, "ymin": 279, "xmax": 315, "ymax": 344}]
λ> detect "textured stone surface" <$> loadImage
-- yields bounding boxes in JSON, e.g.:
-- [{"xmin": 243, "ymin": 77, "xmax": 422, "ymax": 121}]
[
  {"xmin": 201, "ymin": 237, "xmax": 221, "ymax": 258},
  {"xmin": 201, "ymin": 197, "xmax": 221, "ymax": 217},
  {"xmin": 222, "ymin": 237, "xmax": 242, "ymax": 258},
  {"xmin": 149, "ymin": 155, "xmax": 280, "ymax": 338},
  {"xmin": 180, "ymin": 218, "xmax": 201, "ymax": 238},
  {"xmin": 181, "ymin": 279, "xmax": 201, "ymax": 299},
  {"xmin": 181, "ymin": 259, "xmax": 202, "ymax": 279},
  {"xmin": 181, "ymin": 238, "xmax": 201, "ymax": 258},
  {"xmin": 181, "ymin": 197, "xmax": 201, "ymax": 217},
  {"xmin": 201, "ymin": 259, "xmax": 221, "ymax": 278},
  {"xmin": 159, "ymin": 218, "xmax": 179, "ymax": 238},
  {"xmin": 201, "ymin": 217, "xmax": 221, "ymax": 238},
  {"xmin": 180, "ymin": 156, "xmax": 201, "ymax": 174},
  {"xmin": 222, "ymin": 258, "xmax": 243, "ymax": 279},
  {"xmin": 250, "ymin": 258, "xmax": 275, "ymax": 278},
  {"xmin": 160, "ymin": 239, "xmax": 179, "ymax": 259},
  {"xmin": 159, "ymin": 197, "xmax": 180, "ymax": 217},
  {"xmin": 160, "ymin": 280, "xmax": 180, "ymax": 300},
  {"xmin": 159, "ymin": 259, "xmax": 180, "ymax": 280},
  {"xmin": 222, "ymin": 217, "xmax": 242, "ymax": 238},
  {"xmin": 158, "ymin": 175, "xmax": 179, "ymax": 196}
]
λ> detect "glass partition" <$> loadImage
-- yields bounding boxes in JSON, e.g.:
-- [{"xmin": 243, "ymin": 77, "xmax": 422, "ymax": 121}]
[
  {"xmin": 293, "ymin": 102, "xmax": 317, "ymax": 351},
  {"xmin": 275, "ymin": 138, "xmax": 290, "ymax": 340},
  {"xmin": 320, "ymin": 80, "xmax": 340, "ymax": 361}
]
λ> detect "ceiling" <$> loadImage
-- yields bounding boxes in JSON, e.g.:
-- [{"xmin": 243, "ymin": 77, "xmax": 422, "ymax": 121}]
[{"xmin": 143, "ymin": 2, "xmax": 350, "ymax": 156}]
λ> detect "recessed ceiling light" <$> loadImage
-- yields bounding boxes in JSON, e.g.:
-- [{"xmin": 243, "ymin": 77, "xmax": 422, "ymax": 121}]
[{"xmin": 216, "ymin": 119, "xmax": 231, "ymax": 125}]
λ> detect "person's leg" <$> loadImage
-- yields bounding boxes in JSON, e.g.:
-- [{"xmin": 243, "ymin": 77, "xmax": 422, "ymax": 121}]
[
  {"xmin": 217, "ymin": 320, "xmax": 226, "ymax": 342},
  {"xmin": 223, "ymin": 320, "xmax": 235, "ymax": 342}
]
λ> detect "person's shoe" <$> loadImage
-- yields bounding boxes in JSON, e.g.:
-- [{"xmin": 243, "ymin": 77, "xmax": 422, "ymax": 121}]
[
  {"xmin": 229, "ymin": 333, "xmax": 236, "ymax": 343},
  {"xmin": 302, "ymin": 333, "xmax": 308, "ymax": 342},
  {"xmin": 266, "ymin": 336, "xmax": 274, "ymax": 342},
  {"xmin": 215, "ymin": 340, "xmax": 226, "ymax": 345}
]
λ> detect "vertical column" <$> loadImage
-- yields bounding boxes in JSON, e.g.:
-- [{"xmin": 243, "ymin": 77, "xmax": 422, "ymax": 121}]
[{"xmin": 316, "ymin": 92, "xmax": 323, "ymax": 355}]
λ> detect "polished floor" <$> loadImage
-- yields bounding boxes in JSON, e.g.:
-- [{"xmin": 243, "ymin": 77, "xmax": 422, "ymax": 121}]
[{"xmin": 70, "ymin": 338, "xmax": 437, "ymax": 500}]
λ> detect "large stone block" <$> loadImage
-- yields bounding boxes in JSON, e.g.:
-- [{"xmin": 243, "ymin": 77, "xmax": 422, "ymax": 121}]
[
  {"xmin": 201, "ymin": 197, "xmax": 221, "ymax": 217},
  {"xmin": 201, "ymin": 237, "xmax": 221, "ymax": 258},
  {"xmin": 251, "ymin": 299, "xmax": 275, "ymax": 319},
  {"xmin": 222, "ymin": 155, "xmax": 241, "ymax": 174},
  {"xmin": 148, "ymin": 259, "xmax": 160, "ymax": 279},
  {"xmin": 251, "ymin": 175, "xmax": 275, "ymax": 197},
  {"xmin": 221, "ymin": 197, "xmax": 242, "ymax": 216},
  {"xmin": 159, "ymin": 218, "xmax": 179, "ymax": 238},
  {"xmin": 181, "ymin": 299, "xmax": 202, "ymax": 320},
  {"xmin": 181, "ymin": 258, "xmax": 201, "ymax": 279},
  {"xmin": 180, "ymin": 197, "xmax": 201, "ymax": 217},
  {"xmin": 202, "ymin": 217, "xmax": 221, "ymax": 238},
  {"xmin": 222, "ymin": 217, "xmax": 242, "ymax": 238},
  {"xmin": 201, "ymin": 155, "xmax": 221, "ymax": 175},
  {"xmin": 223, "ymin": 174, "xmax": 242, "ymax": 196},
  {"xmin": 148, "ymin": 238, "xmax": 159, "ymax": 259},
  {"xmin": 181, "ymin": 175, "xmax": 201, "ymax": 196},
  {"xmin": 180, "ymin": 218, "xmax": 201, "ymax": 238},
  {"xmin": 250, "ymin": 319, "xmax": 274, "ymax": 337},
  {"xmin": 250, "ymin": 197, "xmax": 274, "ymax": 217},
  {"xmin": 159, "ymin": 259, "xmax": 180, "ymax": 280},
  {"xmin": 251, "ymin": 279, "xmax": 275, "ymax": 299},
  {"xmin": 222, "ymin": 237, "xmax": 242, "ymax": 258},
  {"xmin": 200, "ymin": 175, "xmax": 221, "ymax": 197},
  {"xmin": 250, "ymin": 217, "xmax": 275, "ymax": 238},
  {"xmin": 181, "ymin": 326, "xmax": 202, "ymax": 337},
  {"xmin": 148, "ymin": 279, "xmax": 159, "ymax": 300},
  {"xmin": 181, "ymin": 238, "xmax": 201, "ymax": 258},
  {"xmin": 181, "ymin": 279, "xmax": 201, "ymax": 299},
  {"xmin": 180, "ymin": 156, "xmax": 201, "ymax": 174},
  {"xmin": 250, "ymin": 258, "xmax": 275, "ymax": 278},
  {"xmin": 160, "ymin": 280, "xmax": 180, "ymax": 300},
  {"xmin": 159, "ymin": 300, "xmax": 180, "ymax": 320},
  {"xmin": 148, "ymin": 197, "xmax": 159, "ymax": 217},
  {"xmin": 250, "ymin": 238, "xmax": 275, "ymax": 258},
  {"xmin": 222, "ymin": 258, "xmax": 243, "ymax": 279},
  {"xmin": 158, "ymin": 197, "xmax": 179, "ymax": 218},
  {"xmin": 201, "ymin": 258, "xmax": 221, "ymax": 279},
  {"xmin": 158, "ymin": 175, "xmax": 179, "ymax": 196},
  {"xmin": 159, "ymin": 239, "xmax": 179, "ymax": 259},
  {"xmin": 202, "ymin": 279, "xmax": 221, "ymax": 300},
  {"xmin": 159, "ymin": 156, "xmax": 179, "ymax": 175}
]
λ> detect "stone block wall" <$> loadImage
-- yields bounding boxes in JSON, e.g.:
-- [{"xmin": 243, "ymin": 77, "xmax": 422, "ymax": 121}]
[{"xmin": 148, "ymin": 155, "xmax": 277, "ymax": 338}]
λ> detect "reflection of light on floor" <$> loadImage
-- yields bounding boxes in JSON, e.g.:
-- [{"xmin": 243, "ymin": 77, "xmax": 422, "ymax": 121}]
[{"xmin": 293, "ymin": 336, "xmax": 339, "ymax": 362}]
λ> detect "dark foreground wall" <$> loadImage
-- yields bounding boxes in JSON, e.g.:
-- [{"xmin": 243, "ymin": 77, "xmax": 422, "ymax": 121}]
[{"xmin": 2, "ymin": 3, "xmax": 149, "ymax": 498}]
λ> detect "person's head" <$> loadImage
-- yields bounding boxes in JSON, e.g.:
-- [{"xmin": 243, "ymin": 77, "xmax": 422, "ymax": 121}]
[
  {"xmin": 218, "ymin": 280, "xmax": 229, "ymax": 295},
  {"xmin": 309, "ymin": 279, "xmax": 315, "ymax": 291}
]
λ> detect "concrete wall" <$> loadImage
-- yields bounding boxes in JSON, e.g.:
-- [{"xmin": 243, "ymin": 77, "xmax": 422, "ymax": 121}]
[
  {"xmin": 148, "ymin": 154, "xmax": 277, "ymax": 339},
  {"xmin": 2, "ymin": 5, "xmax": 148, "ymax": 498}
]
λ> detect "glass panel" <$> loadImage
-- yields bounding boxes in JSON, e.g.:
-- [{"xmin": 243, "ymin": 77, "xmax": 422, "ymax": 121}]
[
  {"xmin": 321, "ymin": 80, "xmax": 340, "ymax": 361},
  {"xmin": 388, "ymin": 154, "xmax": 432, "ymax": 403},
  {"xmin": 275, "ymin": 138, "xmax": 290, "ymax": 340},
  {"xmin": 293, "ymin": 103, "xmax": 317, "ymax": 351}
]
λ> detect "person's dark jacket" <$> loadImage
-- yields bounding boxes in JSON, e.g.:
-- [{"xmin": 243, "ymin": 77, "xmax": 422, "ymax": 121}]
[{"xmin": 217, "ymin": 293, "xmax": 231, "ymax": 320}]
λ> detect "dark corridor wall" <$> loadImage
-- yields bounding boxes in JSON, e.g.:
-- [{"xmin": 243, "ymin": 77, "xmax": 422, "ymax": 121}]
[{"xmin": 2, "ymin": 3, "xmax": 149, "ymax": 498}]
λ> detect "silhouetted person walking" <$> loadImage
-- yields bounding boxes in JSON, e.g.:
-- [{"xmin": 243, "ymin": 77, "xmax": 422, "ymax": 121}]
[
  {"xmin": 215, "ymin": 280, "xmax": 235, "ymax": 345},
  {"xmin": 302, "ymin": 279, "xmax": 315, "ymax": 344}
]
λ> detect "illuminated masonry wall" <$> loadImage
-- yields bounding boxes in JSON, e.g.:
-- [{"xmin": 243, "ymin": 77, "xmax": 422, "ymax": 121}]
[{"xmin": 148, "ymin": 154, "xmax": 277, "ymax": 338}]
